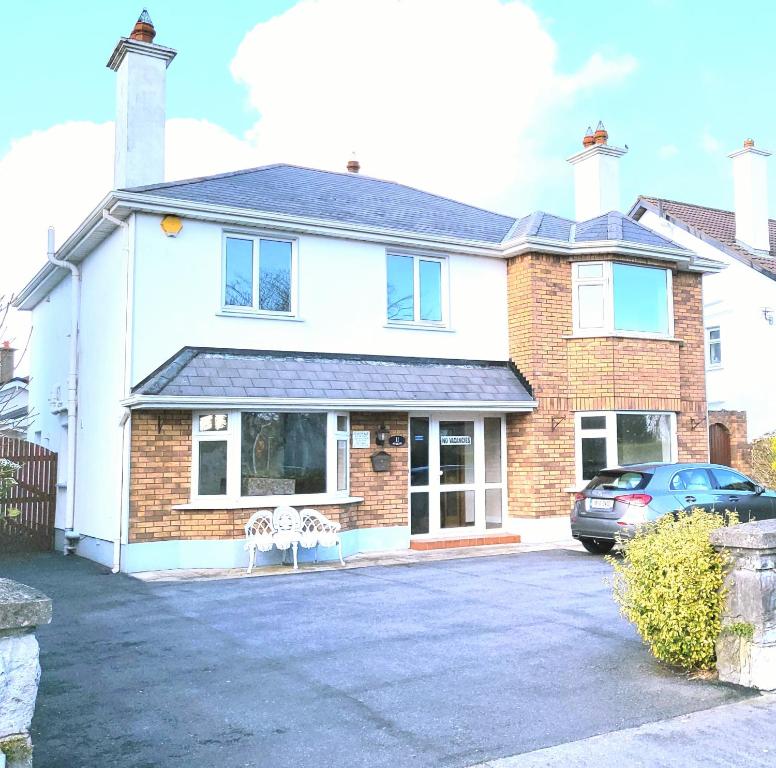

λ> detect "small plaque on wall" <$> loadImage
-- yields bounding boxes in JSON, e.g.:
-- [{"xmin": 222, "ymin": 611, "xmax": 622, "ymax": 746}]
[
  {"xmin": 351, "ymin": 430, "xmax": 370, "ymax": 449},
  {"xmin": 388, "ymin": 435, "xmax": 406, "ymax": 447}
]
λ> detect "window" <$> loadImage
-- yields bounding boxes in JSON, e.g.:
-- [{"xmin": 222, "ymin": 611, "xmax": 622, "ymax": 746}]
[
  {"xmin": 576, "ymin": 412, "xmax": 675, "ymax": 483},
  {"xmin": 706, "ymin": 326, "xmax": 722, "ymax": 368},
  {"xmin": 192, "ymin": 411, "xmax": 349, "ymax": 500},
  {"xmin": 223, "ymin": 234, "xmax": 295, "ymax": 314},
  {"xmin": 670, "ymin": 468, "xmax": 713, "ymax": 492},
  {"xmin": 572, "ymin": 262, "xmax": 672, "ymax": 337},
  {"xmin": 387, "ymin": 253, "xmax": 445, "ymax": 324},
  {"xmin": 710, "ymin": 468, "xmax": 756, "ymax": 493}
]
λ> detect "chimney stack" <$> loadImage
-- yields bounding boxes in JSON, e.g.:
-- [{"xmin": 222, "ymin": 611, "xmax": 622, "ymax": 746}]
[
  {"xmin": 0, "ymin": 342, "xmax": 15, "ymax": 385},
  {"xmin": 729, "ymin": 138, "xmax": 771, "ymax": 253},
  {"xmin": 107, "ymin": 10, "xmax": 177, "ymax": 189},
  {"xmin": 346, "ymin": 155, "xmax": 360, "ymax": 174},
  {"xmin": 567, "ymin": 121, "xmax": 628, "ymax": 221}
]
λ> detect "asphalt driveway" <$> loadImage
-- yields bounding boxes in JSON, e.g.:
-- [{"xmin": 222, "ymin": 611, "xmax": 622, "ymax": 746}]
[{"xmin": 1, "ymin": 549, "xmax": 752, "ymax": 768}]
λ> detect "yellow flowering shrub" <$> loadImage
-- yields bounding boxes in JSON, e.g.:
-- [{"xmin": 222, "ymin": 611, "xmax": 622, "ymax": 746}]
[{"xmin": 608, "ymin": 509, "xmax": 734, "ymax": 670}]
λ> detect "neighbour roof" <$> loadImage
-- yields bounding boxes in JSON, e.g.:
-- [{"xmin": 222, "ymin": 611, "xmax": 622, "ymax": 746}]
[
  {"xmin": 634, "ymin": 197, "xmax": 776, "ymax": 281},
  {"xmin": 124, "ymin": 164, "xmax": 687, "ymax": 251},
  {"xmin": 132, "ymin": 348, "xmax": 535, "ymax": 404}
]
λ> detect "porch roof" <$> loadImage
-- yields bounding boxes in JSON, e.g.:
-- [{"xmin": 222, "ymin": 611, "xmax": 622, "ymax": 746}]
[{"xmin": 126, "ymin": 348, "xmax": 536, "ymax": 412}]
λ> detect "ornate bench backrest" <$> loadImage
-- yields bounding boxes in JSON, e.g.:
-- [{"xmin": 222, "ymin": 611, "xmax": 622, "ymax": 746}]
[
  {"xmin": 299, "ymin": 508, "xmax": 341, "ymax": 548},
  {"xmin": 245, "ymin": 510, "xmax": 274, "ymax": 538}
]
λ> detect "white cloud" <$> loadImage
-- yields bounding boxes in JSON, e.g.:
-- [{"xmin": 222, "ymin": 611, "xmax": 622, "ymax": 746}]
[
  {"xmin": 658, "ymin": 144, "xmax": 679, "ymax": 159},
  {"xmin": 230, "ymin": 0, "xmax": 636, "ymax": 211},
  {"xmin": 0, "ymin": 0, "xmax": 637, "ymax": 359},
  {"xmin": 701, "ymin": 129, "xmax": 721, "ymax": 154}
]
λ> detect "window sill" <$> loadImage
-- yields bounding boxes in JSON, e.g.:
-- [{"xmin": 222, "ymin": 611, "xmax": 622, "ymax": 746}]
[
  {"xmin": 174, "ymin": 495, "xmax": 364, "ymax": 511},
  {"xmin": 384, "ymin": 322, "xmax": 454, "ymax": 333},
  {"xmin": 563, "ymin": 332, "xmax": 682, "ymax": 343},
  {"xmin": 217, "ymin": 309, "xmax": 304, "ymax": 322}
]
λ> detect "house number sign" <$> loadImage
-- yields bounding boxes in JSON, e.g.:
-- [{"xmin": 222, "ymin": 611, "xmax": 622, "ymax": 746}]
[
  {"xmin": 440, "ymin": 436, "xmax": 472, "ymax": 446},
  {"xmin": 388, "ymin": 435, "xmax": 406, "ymax": 447},
  {"xmin": 351, "ymin": 431, "xmax": 370, "ymax": 449}
]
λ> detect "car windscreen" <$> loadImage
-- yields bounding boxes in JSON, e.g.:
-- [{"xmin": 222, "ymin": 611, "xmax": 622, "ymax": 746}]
[{"xmin": 587, "ymin": 471, "xmax": 651, "ymax": 491}]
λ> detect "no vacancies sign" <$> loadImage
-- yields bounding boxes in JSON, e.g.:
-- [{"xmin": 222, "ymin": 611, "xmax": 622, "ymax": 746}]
[{"xmin": 440, "ymin": 436, "xmax": 472, "ymax": 446}]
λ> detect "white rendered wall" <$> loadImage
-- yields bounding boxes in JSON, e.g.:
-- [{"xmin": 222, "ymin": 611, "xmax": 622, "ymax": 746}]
[
  {"xmin": 572, "ymin": 150, "xmax": 623, "ymax": 221},
  {"xmin": 130, "ymin": 214, "xmax": 511, "ymax": 386},
  {"xmin": 639, "ymin": 210, "xmax": 776, "ymax": 440},
  {"xmin": 26, "ymin": 229, "xmax": 127, "ymax": 540},
  {"xmin": 27, "ymin": 276, "xmax": 71, "ymax": 529}
]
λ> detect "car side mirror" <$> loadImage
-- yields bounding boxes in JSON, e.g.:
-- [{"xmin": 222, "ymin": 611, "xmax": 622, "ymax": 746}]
[{"xmin": 754, "ymin": 484, "xmax": 766, "ymax": 495}]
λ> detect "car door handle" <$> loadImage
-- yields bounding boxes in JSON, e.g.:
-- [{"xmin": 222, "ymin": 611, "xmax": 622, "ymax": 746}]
[
  {"xmin": 685, "ymin": 496, "xmax": 696, "ymax": 504},
  {"xmin": 728, "ymin": 496, "xmax": 740, "ymax": 503}
]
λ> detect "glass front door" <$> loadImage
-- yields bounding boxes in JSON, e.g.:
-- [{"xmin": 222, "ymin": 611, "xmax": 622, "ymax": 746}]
[{"xmin": 410, "ymin": 414, "xmax": 505, "ymax": 536}]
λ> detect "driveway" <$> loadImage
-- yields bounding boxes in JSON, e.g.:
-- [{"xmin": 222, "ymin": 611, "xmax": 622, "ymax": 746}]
[{"xmin": 1, "ymin": 550, "xmax": 752, "ymax": 768}]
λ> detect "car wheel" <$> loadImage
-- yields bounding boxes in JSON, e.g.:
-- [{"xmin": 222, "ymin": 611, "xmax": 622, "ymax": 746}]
[{"xmin": 580, "ymin": 537, "xmax": 615, "ymax": 555}]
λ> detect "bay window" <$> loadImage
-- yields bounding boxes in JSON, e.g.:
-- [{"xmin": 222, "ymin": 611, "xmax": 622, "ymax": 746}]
[
  {"xmin": 576, "ymin": 411, "xmax": 675, "ymax": 483},
  {"xmin": 572, "ymin": 262, "xmax": 672, "ymax": 337},
  {"xmin": 192, "ymin": 411, "xmax": 349, "ymax": 500},
  {"xmin": 223, "ymin": 233, "xmax": 296, "ymax": 315}
]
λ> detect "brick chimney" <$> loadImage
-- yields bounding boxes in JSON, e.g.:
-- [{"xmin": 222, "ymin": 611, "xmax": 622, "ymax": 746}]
[
  {"xmin": 729, "ymin": 138, "xmax": 771, "ymax": 253},
  {"xmin": 107, "ymin": 10, "xmax": 177, "ymax": 189},
  {"xmin": 567, "ymin": 121, "xmax": 628, "ymax": 221},
  {"xmin": 0, "ymin": 342, "xmax": 15, "ymax": 385}
]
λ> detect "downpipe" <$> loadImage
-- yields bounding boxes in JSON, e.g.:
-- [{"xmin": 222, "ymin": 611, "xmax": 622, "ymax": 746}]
[{"xmin": 47, "ymin": 227, "xmax": 81, "ymax": 554}]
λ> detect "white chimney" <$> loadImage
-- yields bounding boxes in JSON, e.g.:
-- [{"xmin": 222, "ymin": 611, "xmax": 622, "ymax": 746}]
[
  {"xmin": 729, "ymin": 139, "xmax": 771, "ymax": 253},
  {"xmin": 567, "ymin": 122, "xmax": 628, "ymax": 221},
  {"xmin": 107, "ymin": 10, "xmax": 176, "ymax": 189}
]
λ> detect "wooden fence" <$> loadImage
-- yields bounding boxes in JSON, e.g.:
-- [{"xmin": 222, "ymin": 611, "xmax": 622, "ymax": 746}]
[{"xmin": 0, "ymin": 437, "xmax": 57, "ymax": 553}]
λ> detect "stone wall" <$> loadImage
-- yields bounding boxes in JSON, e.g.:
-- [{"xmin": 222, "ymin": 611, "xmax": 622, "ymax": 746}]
[
  {"xmin": 711, "ymin": 519, "xmax": 776, "ymax": 690},
  {"xmin": 0, "ymin": 579, "xmax": 52, "ymax": 767},
  {"xmin": 506, "ymin": 253, "xmax": 708, "ymax": 519},
  {"xmin": 128, "ymin": 410, "xmax": 408, "ymax": 542}
]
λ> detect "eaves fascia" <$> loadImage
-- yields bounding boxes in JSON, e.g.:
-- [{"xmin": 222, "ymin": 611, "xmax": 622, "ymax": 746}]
[{"xmin": 120, "ymin": 394, "xmax": 538, "ymax": 413}]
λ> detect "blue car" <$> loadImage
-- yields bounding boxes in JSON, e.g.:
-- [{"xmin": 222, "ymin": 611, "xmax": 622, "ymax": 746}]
[{"xmin": 570, "ymin": 462, "xmax": 776, "ymax": 554}]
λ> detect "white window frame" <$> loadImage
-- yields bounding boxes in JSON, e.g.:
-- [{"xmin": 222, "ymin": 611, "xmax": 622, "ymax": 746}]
[
  {"xmin": 706, "ymin": 325, "xmax": 722, "ymax": 369},
  {"xmin": 571, "ymin": 261, "xmax": 674, "ymax": 339},
  {"xmin": 221, "ymin": 231, "xmax": 299, "ymax": 317},
  {"xmin": 574, "ymin": 411, "xmax": 678, "ymax": 485},
  {"xmin": 385, "ymin": 251, "xmax": 450, "ymax": 328},
  {"xmin": 191, "ymin": 410, "xmax": 350, "ymax": 504}
]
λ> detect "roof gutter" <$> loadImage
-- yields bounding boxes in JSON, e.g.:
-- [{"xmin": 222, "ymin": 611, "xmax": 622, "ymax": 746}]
[{"xmin": 120, "ymin": 394, "xmax": 538, "ymax": 413}]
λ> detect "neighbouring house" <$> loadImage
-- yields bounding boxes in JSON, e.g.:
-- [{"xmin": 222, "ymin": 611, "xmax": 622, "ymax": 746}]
[
  {"xmin": 630, "ymin": 139, "xmax": 776, "ymax": 473},
  {"xmin": 14, "ymin": 14, "xmax": 721, "ymax": 572},
  {"xmin": 0, "ymin": 343, "xmax": 29, "ymax": 438}
]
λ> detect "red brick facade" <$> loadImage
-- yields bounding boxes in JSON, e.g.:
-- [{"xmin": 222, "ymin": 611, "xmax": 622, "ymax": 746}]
[
  {"xmin": 505, "ymin": 253, "xmax": 708, "ymax": 519},
  {"xmin": 128, "ymin": 410, "xmax": 408, "ymax": 543}
]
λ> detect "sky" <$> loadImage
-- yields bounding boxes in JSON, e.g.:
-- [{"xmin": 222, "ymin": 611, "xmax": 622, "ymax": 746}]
[{"xmin": 1, "ymin": 0, "xmax": 776, "ymax": 349}]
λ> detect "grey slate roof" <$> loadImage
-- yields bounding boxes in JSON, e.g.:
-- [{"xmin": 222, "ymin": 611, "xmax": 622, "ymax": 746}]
[
  {"xmin": 132, "ymin": 348, "xmax": 535, "ymax": 404},
  {"xmin": 124, "ymin": 163, "xmax": 688, "ymax": 251},
  {"xmin": 125, "ymin": 164, "xmax": 516, "ymax": 244}
]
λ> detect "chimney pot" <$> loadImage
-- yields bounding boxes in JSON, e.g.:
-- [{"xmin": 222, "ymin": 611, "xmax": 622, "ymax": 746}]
[
  {"xmin": 582, "ymin": 126, "xmax": 595, "ymax": 148},
  {"xmin": 593, "ymin": 120, "xmax": 608, "ymax": 145},
  {"xmin": 0, "ymin": 343, "xmax": 15, "ymax": 385},
  {"xmin": 347, "ymin": 157, "xmax": 360, "ymax": 174},
  {"xmin": 130, "ymin": 9, "xmax": 157, "ymax": 43},
  {"xmin": 744, "ymin": 138, "xmax": 755, "ymax": 148}
]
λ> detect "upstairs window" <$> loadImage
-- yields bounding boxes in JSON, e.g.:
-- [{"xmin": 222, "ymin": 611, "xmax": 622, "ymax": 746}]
[
  {"xmin": 706, "ymin": 326, "xmax": 722, "ymax": 368},
  {"xmin": 572, "ymin": 262, "xmax": 672, "ymax": 337},
  {"xmin": 386, "ymin": 253, "xmax": 445, "ymax": 325},
  {"xmin": 223, "ymin": 234, "xmax": 295, "ymax": 314}
]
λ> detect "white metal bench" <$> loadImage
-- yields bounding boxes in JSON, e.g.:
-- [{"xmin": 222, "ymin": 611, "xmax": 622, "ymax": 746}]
[{"xmin": 244, "ymin": 506, "xmax": 345, "ymax": 572}]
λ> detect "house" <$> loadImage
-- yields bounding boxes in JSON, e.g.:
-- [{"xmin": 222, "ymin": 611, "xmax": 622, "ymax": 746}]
[
  {"xmin": 14, "ymin": 14, "xmax": 721, "ymax": 572},
  {"xmin": 630, "ymin": 139, "xmax": 776, "ymax": 472},
  {"xmin": 0, "ymin": 344, "xmax": 29, "ymax": 438}
]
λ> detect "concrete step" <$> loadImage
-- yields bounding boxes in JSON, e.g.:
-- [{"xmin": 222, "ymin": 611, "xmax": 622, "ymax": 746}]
[{"xmin": 410, "ymin": 533, "xmax": 521, "ymax": 551}]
